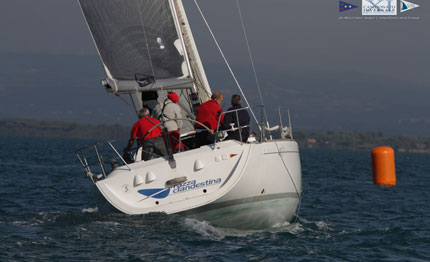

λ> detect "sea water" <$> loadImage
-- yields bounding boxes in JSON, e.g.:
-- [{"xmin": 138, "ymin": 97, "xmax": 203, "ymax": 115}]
[{"xmin": 1, "ymin": 136, "xmax": 429, "ymax": 261}]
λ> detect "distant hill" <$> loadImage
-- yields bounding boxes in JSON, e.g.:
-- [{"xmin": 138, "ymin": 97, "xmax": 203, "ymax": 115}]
[
  {"xmin": 1, "ymin": 119, "xmax": 429, "ymax": 153},
  {"xmin": 294, "ymin": 131, "xmax": 430, "ymax": 154}
]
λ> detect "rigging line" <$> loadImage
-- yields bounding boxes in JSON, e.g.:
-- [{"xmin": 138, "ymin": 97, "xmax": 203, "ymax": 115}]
[
  {"xmin": 235, "ymin": 0, "xmax": 269, "ymax": 127},
  {"xmin": 179, "ymin": 89, "xmax": 193, "ymax": 111},
  {"xmin": 115, "ymin": 93, "xmax": 136, "ymax": 110},
  {"xmin": 294, "ymin": 192, "xmax": 303, "ymax": 223},
  {"xmin": 192, "ymin": 69, "xmax": 211, "ymax": 101},
  {"xmin": 191, "ymin": 69, "xmax": 211, "ymax": 103},
  {"xmin": 274, "ymin": 142, "xmax": 301, "ymax": 199},
  {"xmin": 136, "ymin": 0, "xmax": 156, "ymax": 76},
  {"xmin": 113, "ymin": 80, "xmax": 139, "ymax": 110},
  {"xmin": 192, "ymin": 0, "xmax": 259, "ymax": 125}
]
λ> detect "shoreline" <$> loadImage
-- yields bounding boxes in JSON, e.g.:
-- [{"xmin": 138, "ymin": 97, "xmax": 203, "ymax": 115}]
[{"xmin": 1, "ymin": 119, "xmax": 429, "ymax": 154}]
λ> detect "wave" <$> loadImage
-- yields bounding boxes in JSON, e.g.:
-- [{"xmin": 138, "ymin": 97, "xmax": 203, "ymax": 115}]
[
  {"xmin": 82, "ymin": 207, "xmax": 98, "ymax": 213},
  {"xmin": 181, "ymin": 216, "xmax": 329, "ymax": 241},
  {"xmin": 183, "ymin": 218, "xmax": 226, "ymax": 240},
  {"xmin": 7, "ymin": 211, "xmax": 61, "ymax": 226}
]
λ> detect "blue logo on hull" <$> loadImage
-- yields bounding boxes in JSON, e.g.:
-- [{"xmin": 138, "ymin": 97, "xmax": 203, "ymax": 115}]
[
  {"xmin": 138, "ymin": 188, "xmax": 170, "ymax": 199},
  {"xmin": 137, "ymin": 178, "xmax": 222, "ymax": 202}
]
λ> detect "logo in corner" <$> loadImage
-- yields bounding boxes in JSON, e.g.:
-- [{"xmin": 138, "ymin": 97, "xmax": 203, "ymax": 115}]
[
  {"xmin": 339, "ymin": 1, "xmax": 358, "ymax": 12},
  {"xmin": 362, "ymin": 0, "xmax": 397, "ymax": 15},
  {"xmin": 401, "ymin": 0, "xmax": 419, "ymax": 13}
]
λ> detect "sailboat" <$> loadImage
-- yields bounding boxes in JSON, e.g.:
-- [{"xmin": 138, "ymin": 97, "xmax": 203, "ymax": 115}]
[{"xmin": 76, "ymin": 0, "xmax": 302, "ymax": 229}]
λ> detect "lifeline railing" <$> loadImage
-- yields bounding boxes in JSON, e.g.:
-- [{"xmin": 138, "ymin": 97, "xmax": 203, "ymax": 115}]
[
  {"xmin": 214, "ymin": 105, "xmax": 294, "ymax": 147},
  {"xmin": 214, "ymin": 105, "xmax": 256, "ymax": 146},
  {"xmin": 75, "ymin": 140, "xmax": 132, "ymax": 183},
  {"xmin": 74, "ymin": 119, "xmax": 212, "ymax": 182}
]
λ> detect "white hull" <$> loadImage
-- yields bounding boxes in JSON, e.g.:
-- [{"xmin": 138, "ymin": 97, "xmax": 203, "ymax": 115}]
[{"xmin": 94, "ymin": 140, "xmax": 302, "ymax": 229}]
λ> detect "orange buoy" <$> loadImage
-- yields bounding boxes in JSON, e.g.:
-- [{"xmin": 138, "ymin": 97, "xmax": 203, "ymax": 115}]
[{"xmin": 371, "ymin": 146, "xmax": 396, "ymax": 186}]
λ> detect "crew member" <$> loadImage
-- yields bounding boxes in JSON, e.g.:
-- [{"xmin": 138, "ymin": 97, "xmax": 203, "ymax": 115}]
[
  {"xmin": 221, "ymin": 94, "xmax": 250, "ymax": 142},
  {"xmin": 124, "ymin": 107, "xmax": 167, "ymax": 161},
  {"xmin": 195, "ymin": 91, "xmax": 224, "ymax": 146},
  {"xmin": 160, "ymin": 92, "xmax": 184, "ymax": 152}
]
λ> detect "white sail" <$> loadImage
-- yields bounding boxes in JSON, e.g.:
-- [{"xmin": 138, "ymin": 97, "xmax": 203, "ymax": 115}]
[
  {"xmin": 78, "ymin": 0, "xmax": 211, "ymax": 118},
  {"xmin": 79, "ymin": 0, "xmax": 186, "ymax": 81}
]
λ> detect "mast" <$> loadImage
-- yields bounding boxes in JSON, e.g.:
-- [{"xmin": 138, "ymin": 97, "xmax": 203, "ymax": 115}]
[
  {"xmin": 172, "ymin": 0, "xmax": 212, "ymax": 103},
  {"xmin": 169, "ymin": 0, "xmax": 194, "ymax": 82}
]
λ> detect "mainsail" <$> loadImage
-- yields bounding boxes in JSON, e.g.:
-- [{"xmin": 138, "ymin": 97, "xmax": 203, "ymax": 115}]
[{"xmin": 78, "ymin": 0, "xmax": 211, "ymax": 120}]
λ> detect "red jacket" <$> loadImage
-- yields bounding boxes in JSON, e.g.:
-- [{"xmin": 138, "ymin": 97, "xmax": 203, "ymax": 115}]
[
  {"xmin": 195, "ymin": 99, "xmax": 224, "ymax": 130},
  {"xmin": 130, "ymin": 116, "xmax": 162, "ymax": 145}
]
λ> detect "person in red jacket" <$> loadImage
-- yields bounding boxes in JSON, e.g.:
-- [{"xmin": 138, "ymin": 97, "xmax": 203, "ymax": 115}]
[
  {"xmin": 124, "ymin": 107, "xmax": 167, "ymax": 161},
  {"xmin": 195, "ymin": 91, "xmax": 224, "ymax": 146}
]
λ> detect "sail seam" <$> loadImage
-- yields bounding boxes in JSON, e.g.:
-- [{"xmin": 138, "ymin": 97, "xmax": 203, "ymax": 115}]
[{"xmin": 136, "ymin": 0, "xmax": 156, "ymax": 77}]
